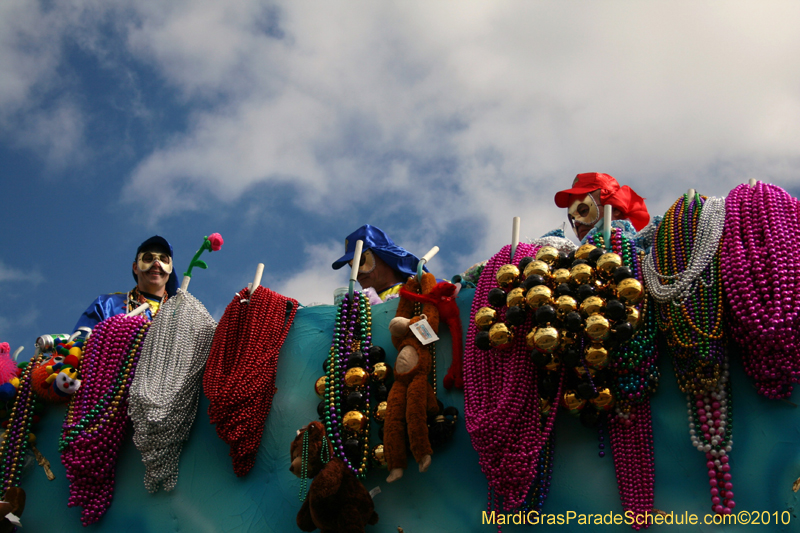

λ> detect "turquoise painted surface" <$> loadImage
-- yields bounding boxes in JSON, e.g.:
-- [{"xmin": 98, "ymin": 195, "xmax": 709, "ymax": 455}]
[{"xmin": 18, "ymin": 289, "xmax": 800, "ymax": 532}]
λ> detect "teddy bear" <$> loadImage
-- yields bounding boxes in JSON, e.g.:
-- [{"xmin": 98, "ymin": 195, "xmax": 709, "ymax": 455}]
[{"xmin": 290, "ymin": 421, "xmax": 378, "ymax": 533}]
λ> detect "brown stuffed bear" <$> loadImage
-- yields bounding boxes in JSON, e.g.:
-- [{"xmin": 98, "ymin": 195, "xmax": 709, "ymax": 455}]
[
  {"xmin": 289, "ymin": 421, "xmax": 378, "ymax": 533},
  {"xmin": 0, "ymin": 487, "xmax": 25, "ymax": 533},
  {"xmin": 384, "ymin": 272, "xmax": 441, "ymax": 483}
]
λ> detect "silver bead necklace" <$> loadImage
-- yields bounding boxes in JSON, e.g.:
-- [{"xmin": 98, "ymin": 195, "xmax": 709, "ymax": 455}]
[{"xmin": 128, "ymin": 289, "xmax": 217, "ymax": 492}]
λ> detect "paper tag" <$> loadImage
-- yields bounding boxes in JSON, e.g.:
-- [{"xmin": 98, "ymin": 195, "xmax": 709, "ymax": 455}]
[
  {"xmin": 409, "ymin": 316, "xmax": 439, "ymax": 345},
  {"xmin": 369, "ymin": 486, "xmax": 381, "ymax": 498},
  {"xmin": 5, "ymin": 513, "xmax": 21, "ymax": 527}
]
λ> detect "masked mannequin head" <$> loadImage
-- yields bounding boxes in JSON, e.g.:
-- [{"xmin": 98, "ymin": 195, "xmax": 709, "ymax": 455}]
[{"xmin": 555, "ymin": 173, "xmax": 649, "ymax": 241}]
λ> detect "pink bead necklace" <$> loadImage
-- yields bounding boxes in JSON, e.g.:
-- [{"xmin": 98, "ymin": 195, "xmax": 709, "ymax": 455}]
[
  {"xmin": 60, "ymin": 313, "xmax": 149, "ymax": 526},
  {"xmin": 722, "ymin": 181, "xmax": 800, "ymax": 399},
  {"xmin": 464, "ymin": 243, "xmax": 564, "ymax": 512}
]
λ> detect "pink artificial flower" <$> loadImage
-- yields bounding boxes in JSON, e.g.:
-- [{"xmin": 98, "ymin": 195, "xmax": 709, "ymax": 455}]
[{"xmin": 208, "ymin": 233, "xmax": 224, "ymax": 251}]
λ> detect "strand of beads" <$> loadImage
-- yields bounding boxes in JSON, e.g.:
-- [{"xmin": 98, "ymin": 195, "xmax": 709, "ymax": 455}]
[
  {"xmin": 60, "ymin": 313, "xmax": 149, "ymax": 526},
  {"xmin": 203, "ymin": 286, "xmax": 298, "ymax": 477},
  {"xmin": 722, "ymin": 182, "xmax": 800, "ymax": 399},
  {"xmin": 587, "ymin": 227, "xmax": 657, "ymax": 528},
  {"xmin": 586, "ymin": 228, "xmax": 659, "ymax": 409},
  {"xmin": 465, "ymin": 243, "xmax": 563, "ymax": 511},
  {"xmin": 129, "ymin": 289, "xmax": 217, "ymax": 492},
  {"xmin": 0, "ymin": 350, "xmax": 44, "ymax": 493},
  {"xmin": 322, "ymin": 290, "xmax": 374, "ymax": 478},
  {"xmin": 645, "ymin": 192, "xmax": 733, "ymax": 516},
  {"xmin": 647, "ymin": 193, "xmax": 726, "ymax": 395},
  {"xmin": 688, "ymin": 360, "xmax": 734, "ymax": 514}
]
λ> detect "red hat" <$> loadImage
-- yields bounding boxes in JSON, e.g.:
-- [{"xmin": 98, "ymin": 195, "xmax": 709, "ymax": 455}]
[{"xmin": 554, "ymin": 172, "xmax": 650, "ymax": 231}]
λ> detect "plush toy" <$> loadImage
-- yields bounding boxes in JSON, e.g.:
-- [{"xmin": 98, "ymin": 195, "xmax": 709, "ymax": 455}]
[
  {"xmin": 384, "ymin": 273, "xmax": 442, "ymax": 483},
  {"xmin": 0, "ymin": 343, "xmax": 21, "ymax": 404},
  {"xmin": 31, "ymin": 341, "xmax": 82, "ymax": 403},
  {"xmin": 290, "ymin": 421, "xmax": 379, "ymax": 533},
  {"xmin": 0, "ymin": 487, "xmax": 25, "ymax": 533}
]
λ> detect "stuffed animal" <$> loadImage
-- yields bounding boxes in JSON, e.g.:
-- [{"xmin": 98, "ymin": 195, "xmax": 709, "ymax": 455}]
[
  {"xmin": 31, "ymin": 341, "xmax": 82, "ymax": 403},
  {"xmin": 290, "ymin": 421, "xmax": 379, "ymax": 533},
  {"xmin": 0, "ymin": 343, "xmax": 21, "ymax": 405},
  {"xmin": 384, "ymin": 273, "xmax": 442, "ymax": 483},
  {"xmin": 0, "ymin": 486, "xmax": 25, "ymax": 533}
]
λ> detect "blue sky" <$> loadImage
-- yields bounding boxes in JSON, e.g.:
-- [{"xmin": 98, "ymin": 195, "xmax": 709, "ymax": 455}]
[{"xmin": 2, "ymin": 1, "xmax": 800, "ymax": 355}]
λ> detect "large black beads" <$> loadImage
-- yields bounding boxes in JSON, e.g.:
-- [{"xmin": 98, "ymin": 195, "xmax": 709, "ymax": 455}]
[
  {"xmin": 368, "ymin": 345, "xmax": 386, "ymax": 363},
  {"xmin": 605, "ymin": 299, "xmax": 627, "ymax": 321},
  {"xmin": 505, "ymin": 306, "xmax": 527, "ymax": 326},
  {"xmin": 536, "ymin": 305, "xmax": 556, "ymax": 325},
  {"xmin": 475, "ymin": 331, "xmax": 492, "ymax": 350},
  {"xmin": 487, "ymin": 288, "xmax": 507, "ymax": 308},
  {"xmin": 347, "ymin": 350, "xmax": 366, "ymax": 368},
  {"xmin": 522, "ymin": 275, "xmax": 546, "ymax": 291},
  {"xmin": 564, "ymin": 311, "xmax": 583, "ymax": 332},
  {"xmin": 613, "ymin": 266, "xmax": 634, "ymax": 285}
]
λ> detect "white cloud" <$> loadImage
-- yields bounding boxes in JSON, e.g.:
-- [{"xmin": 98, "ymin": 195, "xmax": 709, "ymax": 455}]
[
  {"xmin": 0, "ymin": 261, "xmax": 44, "ymax": 286},
  {"xmin": 267, "ymin": 241, "xmax": 346, "ymax": 307},
  {"xmin": 7, "ymin": 1, "xmax": 800, "ymax": 265},
  {"xmin": 116, "ymin": 2, "xmax": 800, "ymax": 245}
]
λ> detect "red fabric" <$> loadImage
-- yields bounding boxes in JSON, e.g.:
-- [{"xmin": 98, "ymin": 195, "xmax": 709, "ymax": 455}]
[
  {"xmin": 398, "ymin": 281, "xmax": 464, "ymax": 389},
  {"xmin": 554, "ymin": 172, "xmax": 650, "ymax": 231}
]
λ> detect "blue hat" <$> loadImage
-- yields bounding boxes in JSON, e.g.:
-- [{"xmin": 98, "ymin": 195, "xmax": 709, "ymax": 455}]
[
  {"xmin": 332, "ymin": 225, "xmax": 427, "ymax": 278},
  {"xmin": 133, "ymin": 235, "xmax": 179, "ymax": 297}
]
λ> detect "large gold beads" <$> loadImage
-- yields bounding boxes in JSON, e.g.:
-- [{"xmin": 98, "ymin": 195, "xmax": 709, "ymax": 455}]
[
  {"xmin": 372, "ymin": 362, "xmax": 391, "ymax": 382},
  {"xmin": 496, "ymin": 264, "xmax": 521, "ymax": 288},
  {"xmin": 617, "ymin": 278, "xmax": 645, "ymax": 305},
  {"xmin": 343, "ymin": 410, "xmax": 367, "ymax": 432},
  {"xmin": 506, "ymin": 287, "xmax": 527, "ymax": 308},
  {"xmin": 373, "ymin": 401, "xmax": 388, "ymax": 423},
  {"xmin": 579, "ymin": 296, "xmax": 604, "ymax": 316},
  {"xmin": 585, "ymin": 343, "xmax": 609, "ymax": 369},
  {"xmin": 553, "ymin": 268, "xmax": 571, "ymax": 285},
  {"xmin": 562, "ymin": 390, "xmax": 587, "ymax": 415},
  {"xmin": 314, "ymin": 376, "xmax": 327, "ymax": 399},
  {"xmin": 371, "ymin": 444, "xmax": 387, "ymax": 467},
  {"xmin": 526, "ymin": 285, "xmax": 553, "ymax": 308},
  {"xmin": 489, "ymin": 323, "xmax": 513, "ymax": 347},
  {"xmin": 523, "ymin": 260, "xmax": 550, "ymax": 279},
  {"xmin": 532, "ymin": 326, "xmax": 559, "ymax": 353},
  {"xmin": 575, "ymin": 243, "xmax": 598, "ymax": 260},
  {"xmin": 535, "ymin": 246, "xmax": 559, "ymax": 264},
  {"xmin": 626, "ymin": 306, "xmax": 641, "ymax": 329},
  {"xmin": 345, "ymin": 367, "xmax": 369, "ymax": 387},
  {"xmin": 555, "ymin": 295, "xmax": 578, "ymax": 317},
  {"xmin": 585, "ymin": 314, "xmax": 610, "ymax": 341},
  {"xmin": 590, "ymin": 388, "xmax": 615, "ymax": 411},
  {"xmin": 596, "ymin": 253, "xmax": 622, "ymax": 277},
  {"xmin": 475, "ymin": 307, "xmax": 498, "ymax": 330},
  {"xmin": 570, "ymin": 263, "xmax": 594, "ymax": 285}
]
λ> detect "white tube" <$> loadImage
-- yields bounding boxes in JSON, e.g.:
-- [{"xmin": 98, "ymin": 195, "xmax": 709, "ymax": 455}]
[
  {"xmin": 126, "ymin": 302, "xmax": 150, "ymax": 317},
  {"xmin": 250, "ymin": 263, "xmax": 265, "ymax": 295},
  {"xmin": 688, "ymin": 188, "xmax": 696, "ymax": 199},
  {"xmin": 12, "ymin": 347, "xmax": 23, "ymax": 362},
  {"xmin": 748, "ymin": 178, "xmax": 757, "ymax": 187},
  {"xmin": 510, "ymin": 217, "xmax": 520, "ymax": 260},
  {"xmin": 350, "ymin": 240, "xmax": 364, "ymax": 282},
  {"xmin": 420, "ymin": 246, "xmax": 440, "ymax": 264},
  {"xmin": 180, "ymin": 276, "xmax": 191, "ymax": 292}
]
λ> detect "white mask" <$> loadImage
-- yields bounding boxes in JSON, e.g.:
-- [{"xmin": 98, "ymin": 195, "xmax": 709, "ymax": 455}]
[
  {"xmin": 136, "ymin": 251, "xmax": 173, "ymax": 275},
  {"xmin": 568, "ymin": 194, "xmax": 601, "ymax": 236}
]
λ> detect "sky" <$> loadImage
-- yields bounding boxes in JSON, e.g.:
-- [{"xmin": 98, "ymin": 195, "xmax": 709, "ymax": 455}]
[{"xmin": 2, "ymin": 1, "xmax": 800, "ymax": 355}]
